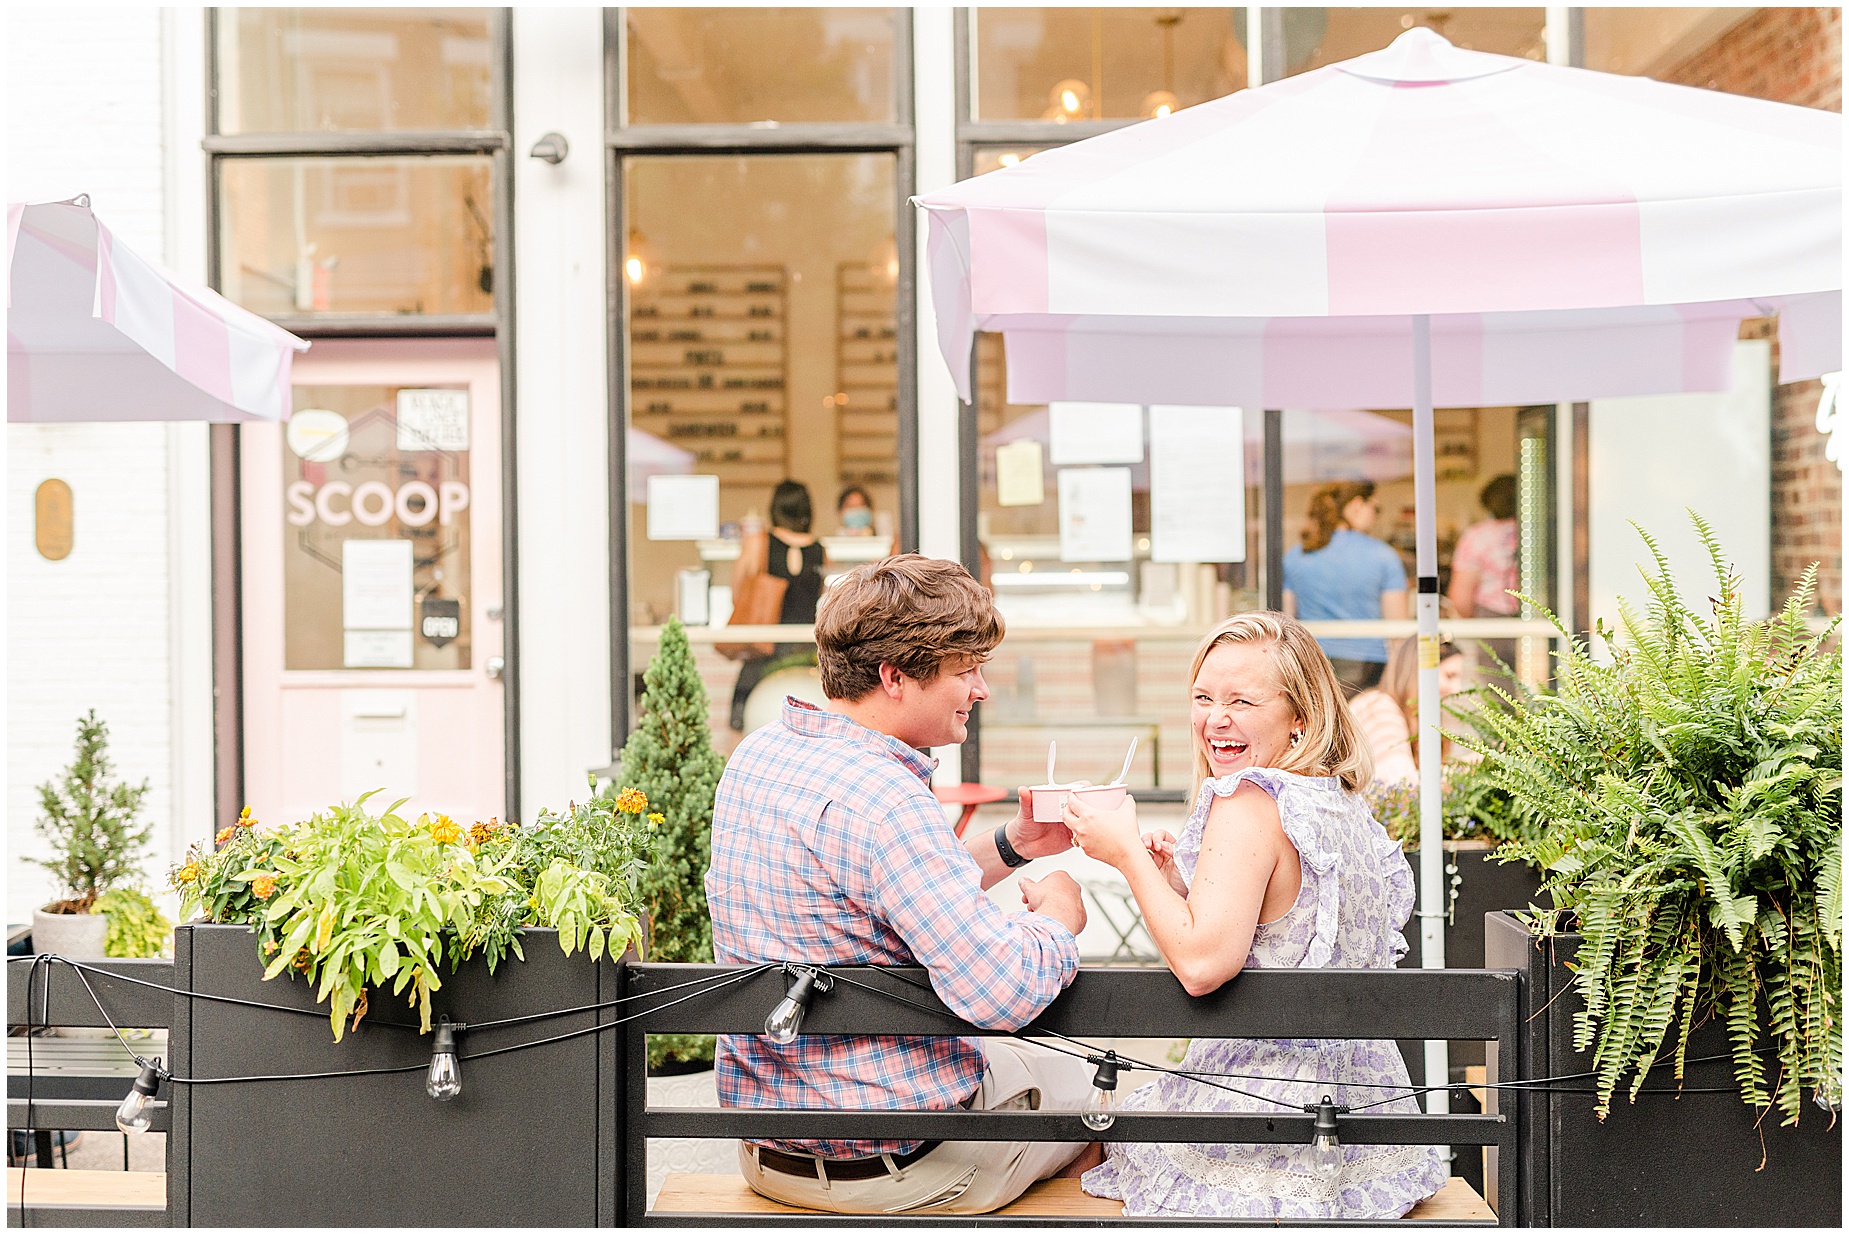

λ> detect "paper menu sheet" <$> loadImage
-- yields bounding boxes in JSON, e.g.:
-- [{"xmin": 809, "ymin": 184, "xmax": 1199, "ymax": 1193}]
[
  {"xmin": 995, "ymin": 439, "xmax": 1045, "ymax": 507},
  {"xmin": 647, "ymin": 474, "xmax": 720, "ymax": 540},
  {"xmin": 1058, "ymin": 467, "xmax": 1134, "ymax": 562},
  {"xmin": 343, "ymin": 539, "xmax": 414, "ymax": 630},
  {"xmin": 396, "ymin": 389, "xmax": 470, "ymax": 452},
  {"xmin": 1149, "ymin": 405, "xmax": 1245, "ymax": 563},
  {"xmin": 1049, "ymin": 402, "xmax": 1144, "ymax": 465}
]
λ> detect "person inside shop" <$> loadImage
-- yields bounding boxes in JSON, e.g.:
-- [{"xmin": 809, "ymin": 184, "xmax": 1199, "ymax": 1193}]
[
  {"xmin": 707, "ymin": 553, "xmax": 1095, "ymax": 1215},
  {"xmin": 1348, "ymin": 635, "xmax": 1469, "ymax": 786},
  {"xmin": 1060, "ymin": 612, "xmax": 1446, "ymax": 1219},
  {"xmin": 835, "ymin": 484, "xmax": 877, "ymax": 536},
  {"xmin": 727, "ymin": 480, "xmax": 829, "ymax": 732},
  {"xmin": 1281, "ymin": 480, "xmax": 1410, "ymax": 694},
  {"xmin": 1448, "ymin": 473, "xmax": 1521, "ymax": 693}
]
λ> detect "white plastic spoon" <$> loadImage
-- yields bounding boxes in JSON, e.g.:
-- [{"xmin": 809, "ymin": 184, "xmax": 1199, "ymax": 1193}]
[
  {"xmin": 1111, "ymin": 736, "xmax": 1138, "ymax": 788},
  {"xmin": 1046, "ymin": 739, "xmax": 1058, "ymax": 787}
]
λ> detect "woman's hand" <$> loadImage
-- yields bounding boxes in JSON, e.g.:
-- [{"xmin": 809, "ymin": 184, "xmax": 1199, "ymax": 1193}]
[
  {"xmin": 1063, "ymin": 794, "xmax": 1142, "ymax": 871},
  {"xmin": 1141, "ymin": 829, "xmax": 1188, "ymax": 896}
]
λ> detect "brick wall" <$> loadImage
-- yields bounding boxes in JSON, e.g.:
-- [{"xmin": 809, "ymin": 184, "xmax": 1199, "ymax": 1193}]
[
  {"xmin": 1662, "ymin": 8, "xmax": 1843, "ymax": 613},
  {"xmin": 6, "ymin": 7, "xmax": 179, "ymax": 914}
]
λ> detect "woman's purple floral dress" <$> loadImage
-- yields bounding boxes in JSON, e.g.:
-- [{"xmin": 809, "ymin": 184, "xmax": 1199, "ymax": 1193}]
[{"xmin": 1082, "ymin": 767, "xmax": 1448, "ymax": 1219}]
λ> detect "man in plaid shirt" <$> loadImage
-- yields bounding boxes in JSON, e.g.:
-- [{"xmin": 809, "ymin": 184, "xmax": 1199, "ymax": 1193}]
[{"xmin": 708, "ymin": 554, "xmax": 1096, "ymax": 1214}]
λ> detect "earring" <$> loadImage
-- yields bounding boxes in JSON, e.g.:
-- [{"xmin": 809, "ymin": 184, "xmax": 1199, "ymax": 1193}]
[{"xmin": 1289, "ymin": 730, "xmax": 1303, "ymax": 748}]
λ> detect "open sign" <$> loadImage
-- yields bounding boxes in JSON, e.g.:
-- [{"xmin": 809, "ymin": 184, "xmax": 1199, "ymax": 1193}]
[{"xmin": 286, "ymin": 479, "xmax": 470, "ymax": 528}]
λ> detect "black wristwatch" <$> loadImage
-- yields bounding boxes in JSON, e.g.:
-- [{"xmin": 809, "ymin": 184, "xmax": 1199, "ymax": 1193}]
[{"xmin": 993, "ymin": 821, "xmax": 1030, "ymax": 869}]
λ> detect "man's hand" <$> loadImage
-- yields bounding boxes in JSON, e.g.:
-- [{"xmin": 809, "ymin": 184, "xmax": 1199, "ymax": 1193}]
[
  {"xmin": 1007, "ymin": 785, "xmax": 1078, "ymax": 860},
  {"xmin": 1019, "ymin": 870, "xmax": 1087, "ymax": 937}
]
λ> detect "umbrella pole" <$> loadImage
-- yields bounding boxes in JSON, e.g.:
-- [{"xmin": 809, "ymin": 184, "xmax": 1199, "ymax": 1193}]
[{"xmin": 1411, "ymin": 314, "xmax": 1451, "ymax": 1123}]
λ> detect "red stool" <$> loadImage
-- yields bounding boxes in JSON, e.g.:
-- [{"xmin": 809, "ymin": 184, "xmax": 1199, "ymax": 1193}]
[{"xmin": 932, "ymin": 782, "xmax": 1008, "ymax": 838}]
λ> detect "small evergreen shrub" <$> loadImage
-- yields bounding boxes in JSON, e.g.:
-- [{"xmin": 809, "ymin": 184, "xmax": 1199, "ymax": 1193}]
[{"xmin": 28, "ymin": 710, "xmax": 152, "ymax": 912}]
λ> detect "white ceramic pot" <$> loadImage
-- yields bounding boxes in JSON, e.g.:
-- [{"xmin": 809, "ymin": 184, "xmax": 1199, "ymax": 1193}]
[{"xmin": 31, "ymin": 908, "xmax": 107, "ymax": 958}]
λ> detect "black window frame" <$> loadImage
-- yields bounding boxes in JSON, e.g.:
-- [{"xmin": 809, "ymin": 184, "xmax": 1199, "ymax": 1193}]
[
  {"xmin": 604, "ymin": 7, "xmax": 919, "ymax": 754},
  {"xmin": 202, "ymin": 6, "xmax": 521, "ymax": 829}
]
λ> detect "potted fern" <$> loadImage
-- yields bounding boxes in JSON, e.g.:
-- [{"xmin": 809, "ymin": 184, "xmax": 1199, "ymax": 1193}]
[
  {"xmin": 1476, "ymin": 516, "xmax": 1840, "ymax": 1226},
  {"xmin": 26, "ymin": 710, "xmax": 153, "ymax": 958}
]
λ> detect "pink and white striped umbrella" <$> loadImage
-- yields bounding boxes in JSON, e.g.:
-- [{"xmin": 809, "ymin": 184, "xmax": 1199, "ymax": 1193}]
[
  {"xmin": 919, "ymin": 28, "xmax": 1840, "ymax": 408},
  {"xmin": 915, "ymin": 27, "xmax": 1841, "ymax": 1032},
  {"xmin": 8, "ymin": 197, "xmax": 309, "ymax": 423}
]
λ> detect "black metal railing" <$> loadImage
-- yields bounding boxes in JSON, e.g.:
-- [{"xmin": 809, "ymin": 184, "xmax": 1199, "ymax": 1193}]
[{"xmin": 621, "ymin": 964, "xmax": 1523, "ymax": 1226}]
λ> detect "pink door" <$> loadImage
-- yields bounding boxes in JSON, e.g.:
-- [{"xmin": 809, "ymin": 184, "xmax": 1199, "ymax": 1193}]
[{"xmin": 241, "ymin": 338, "xmax": 506, "ymax": 827}]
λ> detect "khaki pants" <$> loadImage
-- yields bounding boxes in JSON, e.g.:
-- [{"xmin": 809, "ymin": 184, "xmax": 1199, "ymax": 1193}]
[{"xmin": 737, "ymin": 1038, "xmax": 1092, "ymax": 1215}]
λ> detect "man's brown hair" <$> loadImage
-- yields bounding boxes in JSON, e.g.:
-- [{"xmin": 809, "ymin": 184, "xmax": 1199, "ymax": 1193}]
[{"xmin": 815, "ymin": 554, "xmax": 1004, "ymax": 699}]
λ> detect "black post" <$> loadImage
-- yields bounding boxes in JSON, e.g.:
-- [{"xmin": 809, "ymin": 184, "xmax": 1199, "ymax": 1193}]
[
  {"xmin": 1264, "ymin": 408, "xmax": 1284, "ymax": 610},
  {"xmin": 624, "ymin": 964, "xmax": 650, "ymax": 1226}
]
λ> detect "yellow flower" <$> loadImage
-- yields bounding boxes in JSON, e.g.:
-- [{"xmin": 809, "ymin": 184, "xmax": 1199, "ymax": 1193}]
[
  {"xmin": 615, "ymin": 788, "xmax": 648, "ymax": 815},
  {"xmin": 469, "ymin": 822, "xmax": 495, "ymax": 846},
  {"xmin": 238, "ymin": 805, "xmax": 255, "ymax": 827},
  {"xmin": 251, "ymin": 874, "xmax": 278, "ymax": 899},
  {"xmin": 215, "ymin": 826, "xmax": 235, "ymax": 846},
  {"xmin": 647, "ymin": 812, "xmax": 665, "ymax": 827},
  {"xmin": 428, "ymin": 815, "xmax": 463, "ymax": 844},
  {"xmin": 176, "ymin": 862, "xmax": 201, "ymax": 884}
]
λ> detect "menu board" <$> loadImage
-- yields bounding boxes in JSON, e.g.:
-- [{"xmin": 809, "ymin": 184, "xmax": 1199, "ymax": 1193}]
[
  {"xmin": 629, "ymin": 265, "xmax": 789, "ymax": 486},
  {"xmin": 835, "ymin": 263, "xmax": 899, "ymax": 487}
]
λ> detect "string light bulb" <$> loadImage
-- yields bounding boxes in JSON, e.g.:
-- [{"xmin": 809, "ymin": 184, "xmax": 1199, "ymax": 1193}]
[
  {"xmin": 426, "ymin": 1016, "xmax": 463, "ymax": 1102},
  {"xmin": 1082, "ymin": 1051, "xmax": 1121, "ymax": 1131},
  {"xmin": 115, "ymin": 1060, "xmax": 163, "ymax": 1134},
  {"xmin": 1308, "ymin": 1095, "xmax": 1345, "ymax": 1183},
  {"xmin": 764, "ymin": 965, "xmax": 833, "ymax": 1045}
]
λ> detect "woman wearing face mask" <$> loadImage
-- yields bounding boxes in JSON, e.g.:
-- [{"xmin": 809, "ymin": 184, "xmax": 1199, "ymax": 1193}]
[
  {"xmin": 836, "ymin": 484, "xmax": 876, "ymax": 536},
  {"xmin": 1062, "ymin": 613, "xmax": 1444, "ymax": 1220}
]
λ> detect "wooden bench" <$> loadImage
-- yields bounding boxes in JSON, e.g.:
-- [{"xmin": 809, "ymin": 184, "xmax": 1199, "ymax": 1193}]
[
  {"xmin": 655, "ymin": 1173, "xmax": 1494, "ymax": 1221},
  {"xmin": 7, "ymin": 1167, "xmax": 166, "ymax": 1226},
  {"xmin": 622, "ymin": 964, "xmax": 1525, "ymax": 1226}
]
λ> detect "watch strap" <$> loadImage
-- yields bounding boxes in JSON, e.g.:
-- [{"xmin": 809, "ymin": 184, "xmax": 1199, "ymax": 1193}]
[{"xmin": 993, "ymin": 822, "xmax": 1029, "ymax": 869}]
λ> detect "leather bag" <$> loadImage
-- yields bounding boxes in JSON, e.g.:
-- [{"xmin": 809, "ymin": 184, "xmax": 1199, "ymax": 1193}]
[{"xmin": 715, "ymin": 530, "xmax": 787, "ymax": 660}]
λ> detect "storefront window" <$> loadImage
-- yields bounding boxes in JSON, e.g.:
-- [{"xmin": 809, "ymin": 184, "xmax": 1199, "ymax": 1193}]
[
  {"xmin": 283, "ymin": 384, "xmax": 474, "ymax": 671},
  {"xmin": 973, "ymin": 7, "xmax": 1247, "ymax": 121},
  {"xmin": 972, "ymin": 332, "xmax": 1263, "ymax": 792},
  {"xmin": 625, "ymin": 8, "xmax": 899, "ymax": 125},
  {"xmin": 216, "ymin": 8, "xmax": 496, "ymax": 134},
  {"xmin": 623, "ymin": 153, "xmax": 899, "ymax": 732},
  {"xmin": 218, "ymin": 156, "xmax": 495, "ymax": 318},
  {"xmin": 1279, "ymin": 7, "xmax": 1547, "ymax": 76},
  {"xmin": 971, "ymin": 146, "xmax": 1056, "ymax": 176}
]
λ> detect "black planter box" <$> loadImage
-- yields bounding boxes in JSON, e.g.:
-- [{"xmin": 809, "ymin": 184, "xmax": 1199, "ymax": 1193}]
[
  {"xmin": 169, "ymin": 923, "xmax": 625, "ymax": 1227},
  {"xmin": 1401, "ymin": 843, "xmax": 1545, "ymax": 972},
  {"xmin": 1485, "ymin": 911, "xmax": 1841, "ymax": 1227}
]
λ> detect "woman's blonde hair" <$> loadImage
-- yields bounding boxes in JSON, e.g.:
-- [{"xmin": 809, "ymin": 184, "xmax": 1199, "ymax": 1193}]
[
  {"xmin": 1302, "ymin": 480, "xmax": 1376, "ymax": 553},
  {"xmin": 1373, "ymin": 635, "xmax": 1461, "ymax": 761},
  {"xmin": 1188, "ymin": 612, "xmax": 1373, "ymax": 794}
]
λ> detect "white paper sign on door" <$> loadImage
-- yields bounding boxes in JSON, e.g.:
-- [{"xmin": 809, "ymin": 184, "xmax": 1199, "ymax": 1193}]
[
  {"xmin": 396, "ymin": 389, "xmax": 470, "ymax": 452},
  {"xmin": 1150, "ymin": 405, "xmax": 1246, "ymax": 563},
  {"xmin": 1049, "ymin": 402, "xmax": 1143, "ymax": 465},
  {"xmin": 647, "ymin": 474, "xmax": 720, "ymax": 540},
  {"xmin": 995, "ymin": 439, "xmax": 1045, "ymax": 507},
  {"xmin": 1058, "ymin": 467, "xmax": 1134, "ymax": 562},
  {"xmin": 342, "ymin": 540, "xmax": 415, "ymax": 670}
]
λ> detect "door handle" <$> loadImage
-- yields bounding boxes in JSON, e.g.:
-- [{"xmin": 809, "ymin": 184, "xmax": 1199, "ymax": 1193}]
[{"xmin": 485, "ymin": 656, "xmax": 506, "ymax": 680}]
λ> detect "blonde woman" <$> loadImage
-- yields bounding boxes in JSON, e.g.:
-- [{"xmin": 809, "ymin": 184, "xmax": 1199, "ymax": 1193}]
[
  {"xmin": 1348, "ymin": 636, "xmax": 1467, "ymax": 787},
  {"xmin": 1063, "ymin": 613, "xmax": 1445, "ymax": 1219}
]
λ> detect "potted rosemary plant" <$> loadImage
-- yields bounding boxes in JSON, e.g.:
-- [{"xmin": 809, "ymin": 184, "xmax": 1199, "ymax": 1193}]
[
  {"xmin": 163, "ymin": 791, "xmax": 654, "ymax": 1226},
  {"xmin": 25, "ymin": 710, "xmax": 153, "ymax": 959},
  {"xmin": 1475, "ymin": 518, "xmax": 1840, "ymax": 1226}
]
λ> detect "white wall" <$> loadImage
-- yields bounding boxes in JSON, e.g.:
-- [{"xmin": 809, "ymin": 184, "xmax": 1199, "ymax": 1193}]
[
  {"xmin": 6, "ymin": 6, "xmax": 213, "ymax": 914},
  {"xmin": 1589, "ymin": 339, "xmax": 1772, "ymax": 644},
  {"xmin": 511, "ymin": 7, "xmax": 614, "ymax": 818}
]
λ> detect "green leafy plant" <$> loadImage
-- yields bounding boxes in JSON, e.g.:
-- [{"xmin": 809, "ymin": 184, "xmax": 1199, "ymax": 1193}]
[
  {"xmin": 27, "ymin": 711, "xmax": 153, "ymax": 913},
  {"xmin": 1360, "ymin": 752, "xmax": 1541, "ymax": 849},
  {"xmin": 1463, "ymin": 513, "xmax": 1841, "ymax": 1125},
  {"xmin": 173, "ymin": 793, "xmax": 652, "ymax": 1041},
  {"xmin": 614, "ymin": 616, "xmax": 726, "ymax": 1071},
  {"xmin": 94, "ymin": 889, "xmax": 173, "ymax": 958}
]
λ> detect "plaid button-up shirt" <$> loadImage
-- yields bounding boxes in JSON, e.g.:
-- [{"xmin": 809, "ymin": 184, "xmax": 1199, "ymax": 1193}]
[{"xmin": 707, "ymin": 698, "xmax": 1080, "ymax": 1159}]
